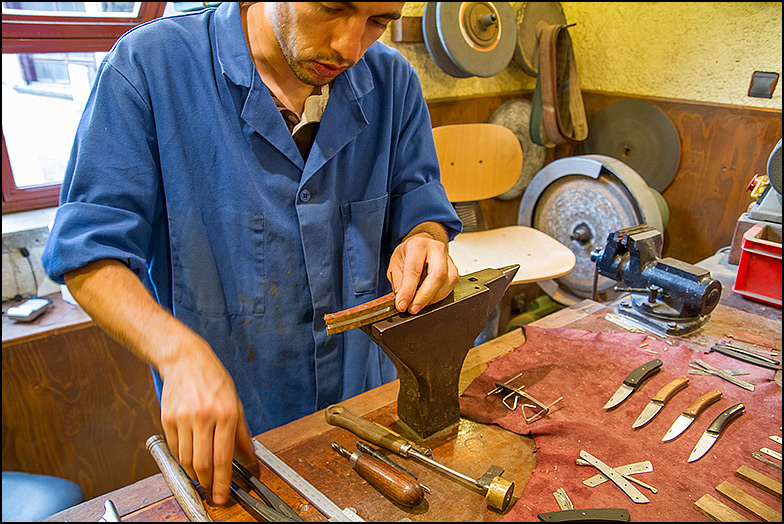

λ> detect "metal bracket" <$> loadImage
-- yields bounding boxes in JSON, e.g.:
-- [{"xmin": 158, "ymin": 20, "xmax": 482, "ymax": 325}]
[{"xmin": 487, "ymin": 373, "xmax": 562, "ymax": 424}]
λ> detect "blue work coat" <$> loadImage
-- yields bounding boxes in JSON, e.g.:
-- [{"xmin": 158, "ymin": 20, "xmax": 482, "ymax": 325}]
[{"xmin": 42, "ymin": 3, "xmax": 462, "ymax": 434}]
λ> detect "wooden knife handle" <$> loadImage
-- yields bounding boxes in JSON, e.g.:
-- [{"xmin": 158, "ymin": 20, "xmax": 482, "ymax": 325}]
[
  {"xmin": 146, "ymin": 434, "xmax": 213, "ymax": 522},
  {"xmin": 684, "ymin": 389, "xmax": 723, "ymax": 417},
  {"xmin": 324, "ymin": 292, "xmax": 397, "ymax": 334},
  {"xmin": 325, "ymin": 405, "xmax": 409, "ymax": 455},
  {"xmin": 652, "ymin": 376, "xmax": 689, "ymax": 403}
]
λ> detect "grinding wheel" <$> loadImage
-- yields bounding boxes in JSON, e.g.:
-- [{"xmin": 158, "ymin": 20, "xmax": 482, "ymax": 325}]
[
  {"xmin": 519, "ymin": 155, "xmax": 667, "ymax": 305},
  {"xmin": 768, "ymin": 138, "xmax": 782, "ymax": 195},
  {"xmin": 432, "ymin": 2, "xmax": 517, "ymax": 78},
  {"xmin": 422, "ymin": 2, "xmax": 471, "ymax": 78},
  {"xmin": 485, "ymin": 99, "xmax": 547, "ymax": 200},
  {"xmin": 513, "ymin": 2, "xmax": 567, "ymax": 77},
  {"xmin": 579, "ymin": 100, "xmax": 681, "ymax": 193}
]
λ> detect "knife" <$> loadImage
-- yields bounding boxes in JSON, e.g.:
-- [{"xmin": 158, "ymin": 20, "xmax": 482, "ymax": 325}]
[
  {"xmin": 537, "ymin": 508, "xmax": 630, "ymax": 522},
  {"xmin": 604, "ymin": 359, "xmax": 663, "ymax": 410},
  {"xmin": 632, "ymin": 376, "xmax": 689, "ymax": 429},
  {"xmin": 687, "ymin": 403, "xmax": 744, "ymax": 462},
  {"xmin": 662, "ymin": 389, "xmax": 723, "ymax": 442},
  {"xmin": 578, "ymin": 450, "xmax": 649, "ymax": 504}
]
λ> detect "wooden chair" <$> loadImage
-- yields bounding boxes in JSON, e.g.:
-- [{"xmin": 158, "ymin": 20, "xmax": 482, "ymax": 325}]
[{"xmin": 433, "ymin": 123, "xmax": 575, "ymax": 285}]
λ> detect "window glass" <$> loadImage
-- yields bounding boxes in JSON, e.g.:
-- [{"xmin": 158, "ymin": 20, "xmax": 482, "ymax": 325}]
[
  {"xmin": 2, "ymin": 51, "xmax": 106, "ymax": 189},
  {"xmin": 2, "ymin": 2, "xmax": 140, "ymax": 17}
]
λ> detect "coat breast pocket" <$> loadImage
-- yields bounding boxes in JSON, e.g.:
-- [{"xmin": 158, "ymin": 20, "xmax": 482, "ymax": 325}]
[{"xmin": 340, "ymin": 194, "xmax": 388, "ymax": 296}]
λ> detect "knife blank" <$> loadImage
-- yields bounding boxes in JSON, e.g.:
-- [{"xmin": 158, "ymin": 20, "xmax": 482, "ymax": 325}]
[{"xmin": 578, "ymin": 450, "xmax": 650, "ymax": 503}]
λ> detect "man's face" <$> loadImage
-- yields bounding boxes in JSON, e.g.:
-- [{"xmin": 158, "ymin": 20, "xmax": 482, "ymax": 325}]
[{"xmin": 267, "ymin": 2, "xmax": 404, "ymax": 86}]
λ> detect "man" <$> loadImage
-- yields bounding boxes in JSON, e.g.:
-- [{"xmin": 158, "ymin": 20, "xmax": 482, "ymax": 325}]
[{"xmin": 42, "ymin": 2, "xmax": 461, "ymax": 506}]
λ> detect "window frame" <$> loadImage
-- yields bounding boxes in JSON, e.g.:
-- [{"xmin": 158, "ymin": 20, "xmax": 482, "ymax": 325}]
[{"xmin": 2, "ymin": 2, "xmax": 166, "ymax": 214}]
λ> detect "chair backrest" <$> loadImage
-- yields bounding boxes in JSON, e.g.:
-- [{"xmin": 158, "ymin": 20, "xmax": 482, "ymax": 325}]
[{"xmin": 433, "ymin": 123, "xmax": 523, "ymax": 203}]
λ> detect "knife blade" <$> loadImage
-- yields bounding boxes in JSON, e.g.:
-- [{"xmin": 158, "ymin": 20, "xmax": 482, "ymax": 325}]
[
  {"xmin": 604, "ymin": 359, "xmax": 663, "ymax": 410},
  {"xmin": 687, "ymin": 403, "xmax": 745, "ymax": 463},
  {"xmin": 662, "ymin": 389, "xmax": 722, "ymax": 442},
  {"xmin": 760, "ymin": 447, "xmax": 782, "ymax": 461},
  {"xmin": 632, "ymin": 376, "xmax": 689, "ymax": 429},
  {"xmin": 578, "ymin": 450, "xmax": 649, "ymax": 504},
  {"xmin": 770, "ymin": 435, "xmax": 783, "ymax": 445}
]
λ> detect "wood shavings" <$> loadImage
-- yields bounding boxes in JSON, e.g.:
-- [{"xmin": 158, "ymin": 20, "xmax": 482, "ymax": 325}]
[
  {"xmin": 644, "ymin": 348, "xmax": 659, "ymax": 355},
  {"xmin": 639, "ymin": 343, "xmax": 649, "ymax": 348}
]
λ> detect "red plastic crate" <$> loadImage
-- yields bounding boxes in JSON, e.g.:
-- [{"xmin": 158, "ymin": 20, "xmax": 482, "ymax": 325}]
[{"xmin": 732, "ymin": 223, "xmax": 782, "ymax": 307}]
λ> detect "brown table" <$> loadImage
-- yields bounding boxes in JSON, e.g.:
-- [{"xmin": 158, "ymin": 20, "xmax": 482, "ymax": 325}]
[{"xmin": 44, "ymin": 258, "xmax": 781, "ymax": 522}]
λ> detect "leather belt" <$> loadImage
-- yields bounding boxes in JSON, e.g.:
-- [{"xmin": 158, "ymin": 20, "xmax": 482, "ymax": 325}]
[{"xmin": 531, "ymin": 24, "xmax": 588, "ymax": 147}]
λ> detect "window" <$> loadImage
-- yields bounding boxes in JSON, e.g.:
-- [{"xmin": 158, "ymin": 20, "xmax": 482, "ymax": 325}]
[{"xmin": 2, "ymin": 2, "xmax": 166, "ymax": 213}]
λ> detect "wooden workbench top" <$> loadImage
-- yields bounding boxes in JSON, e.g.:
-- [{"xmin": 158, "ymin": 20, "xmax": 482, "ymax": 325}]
[{"xmin": 44, "ymin": 288, "xmax": 781, "ymax": 522}]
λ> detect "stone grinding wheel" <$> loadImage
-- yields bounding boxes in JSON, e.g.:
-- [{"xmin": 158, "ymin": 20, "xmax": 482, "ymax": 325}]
[
  {"xmin": 519, "ymin": 155, "xmax": 667, "ymax": 305},
  {"xmin": 422, "ymin": 2, "xmax": 472, "ymax": 78},
  {"xmin": 427, "ymin": 2, "xmax": 517, "ymax": 78},
  {"xmin": 485, "ymin": 99, "xmax": 547, "ymax": 200},
  {"xmin": 513, "ymin": 2, "xmax": 567, "ymax": 77},
  {"xmin": 768, "ymin": 139, "xmax": 782, "ymax": 195},
  {"xmin": 579, "ymin": 100, "xmax": 682, "ymax": 193}
]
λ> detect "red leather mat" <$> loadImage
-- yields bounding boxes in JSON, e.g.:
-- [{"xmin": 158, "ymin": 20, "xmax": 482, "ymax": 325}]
[{"xmin": 459, "ymin": 326, "xmax": 782, "ymax": 521}]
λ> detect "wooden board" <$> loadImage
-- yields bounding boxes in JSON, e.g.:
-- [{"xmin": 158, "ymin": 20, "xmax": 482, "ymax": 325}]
[
  {"xmin": 694, "ymin": 493, "xmax": 751, "ymax": 522},
  {"xmin": 735, "ymin": 465, "xmax": 783, "ymax": 499},
  {"xmin": 715, "ymin": 480, "xmax": 782, "ymax": 522}
]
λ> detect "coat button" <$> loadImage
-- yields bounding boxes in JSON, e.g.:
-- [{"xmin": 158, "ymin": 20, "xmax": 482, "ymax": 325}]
[{"xmin": 299, "ymin": 189, "xmax": 311, "ymax": 203}]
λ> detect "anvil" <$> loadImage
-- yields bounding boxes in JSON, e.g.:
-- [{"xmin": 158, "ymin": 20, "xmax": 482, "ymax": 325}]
[{"xmin": 335, "ymin": 265, "xmax": 518, "ymax": 442}]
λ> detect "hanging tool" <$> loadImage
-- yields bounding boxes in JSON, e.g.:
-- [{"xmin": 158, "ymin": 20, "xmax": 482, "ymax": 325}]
[
  {"xmin": 578, "ymin": 450, "xmax": 649, "ymax": 504},
  {"xmin": 230, "ymin": 460, "xmax": 302, "ymax": 522},
  {"xmin": 330, "ymin": 442, "xmax": 425, "ymax": 508},
  {"xmin": 688, "ymin": 403, "xmax": 745, "ymax": 463},
  {"xmin": 604, "ymin": 358, "xmax": 662, "ymax": 410},
  {"xmin": 251, "ymin": 438, "xmax": 364, "ymax": 522},
  {"xmin": 145, "ymin": 434, "xmax": 213, "ymax": 522},
  {"xmin": 662, "ymin": 390, "xmax": 723, "ymax": 442},
  {"xmin": 325, "ymin": 265, "xmax": 518, "ymax": 441},
  {"xmin": 326, "ymin": 405, "xmax": 515, "ymax": 511}
]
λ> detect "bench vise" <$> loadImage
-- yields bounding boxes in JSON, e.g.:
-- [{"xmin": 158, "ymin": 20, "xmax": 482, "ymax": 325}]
[{"xmin": 590, "ymin": 225, "xmax": 722, "ymax": 336}]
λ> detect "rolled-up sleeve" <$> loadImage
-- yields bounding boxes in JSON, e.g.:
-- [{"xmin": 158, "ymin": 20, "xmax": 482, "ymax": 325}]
[
  {"xmin": 42, "ymin": 59, "xmax": 162, "ymax": 285},
  {"xmin": 387, "ymin": 67, "xmax": 462, "ymax": 245}
]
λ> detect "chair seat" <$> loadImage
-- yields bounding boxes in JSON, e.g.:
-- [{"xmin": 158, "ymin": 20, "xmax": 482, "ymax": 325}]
[{"xmin": 449, "ymin": 225, "xmax": 576, "ymax": 283}]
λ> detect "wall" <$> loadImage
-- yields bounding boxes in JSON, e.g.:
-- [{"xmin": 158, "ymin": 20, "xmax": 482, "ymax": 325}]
[{"xmin": 383, "ymin": 2, "xmax": 782, "ymax": 109}]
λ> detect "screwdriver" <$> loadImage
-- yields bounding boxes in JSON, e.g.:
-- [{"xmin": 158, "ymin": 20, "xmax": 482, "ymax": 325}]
[{"xmin": 330, "ymin": 442, "xmax": 425, "ymax": 507}]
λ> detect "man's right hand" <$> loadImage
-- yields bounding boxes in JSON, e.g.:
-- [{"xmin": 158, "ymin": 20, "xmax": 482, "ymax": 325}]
[
  {"xmin": 158, "ymin": 331, "xmax": 254, "ymax": 506},
  {"xmin": 64, "ymin": 259, "xmax": 253, "ymax": 506}
]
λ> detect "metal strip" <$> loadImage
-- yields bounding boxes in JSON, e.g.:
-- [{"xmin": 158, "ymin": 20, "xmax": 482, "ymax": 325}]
[
  {"xmin": 553, "ymin": 488, "xmax": 573, "ymax": 511},
  {"xmin": 252, "ymin": 439, "xmax": 364, "ymax": 522},
  {"xmin": 581, "ymin": 461, "xmax": 653, "ymax": 487},
  {"xmin": 578, "ymin": 451, "xmax": 649, "ymax": 504}
]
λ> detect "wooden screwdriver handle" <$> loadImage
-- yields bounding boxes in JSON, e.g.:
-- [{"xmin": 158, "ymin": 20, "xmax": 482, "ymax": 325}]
[
  {"xmin": 146, "ymin": 434, "xmax": 213, "ymax": 522},
  {"xmin": 352, "ymin": 452, "xmax": 424, "ymax": 507},
  {"xmin": 325, "ymin": 405, "xmax": 409, "ymax": 455}
]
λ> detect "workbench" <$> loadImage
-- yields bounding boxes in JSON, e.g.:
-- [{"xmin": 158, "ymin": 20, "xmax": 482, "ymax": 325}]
[{"xmin": 44, "ymin": 251, "xmax": 782, "ymax": 522}]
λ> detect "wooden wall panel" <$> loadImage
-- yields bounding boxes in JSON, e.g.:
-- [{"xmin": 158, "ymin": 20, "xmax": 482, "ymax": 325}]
[
  {"xmin": 426, "ymin": 91, "xmax": 782, "ymax": 264},
  {"xmin": 2, "ymin": 322, "xmax": 163, "ymax": 501}
]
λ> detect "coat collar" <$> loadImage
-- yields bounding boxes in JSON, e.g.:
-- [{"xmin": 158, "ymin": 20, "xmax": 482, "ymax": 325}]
[{"xmin": 216, "ymin": 3, "xmax": 374, "ymax": 173}]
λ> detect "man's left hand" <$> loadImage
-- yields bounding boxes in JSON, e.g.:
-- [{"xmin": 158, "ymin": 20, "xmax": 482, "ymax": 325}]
[{"xmin": 387, "ymin": 222, "xmax": 458, "ymax": 314}]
